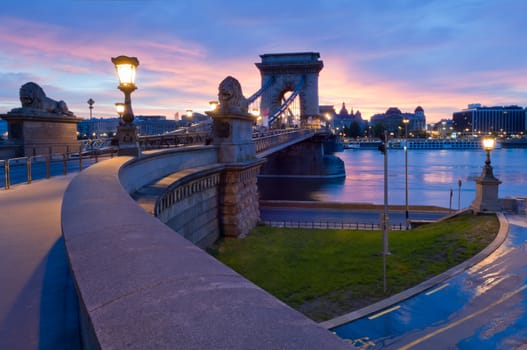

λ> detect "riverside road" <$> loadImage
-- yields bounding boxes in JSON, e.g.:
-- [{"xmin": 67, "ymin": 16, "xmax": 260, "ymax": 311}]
[{"xmin": 333, "ymin": 214, "xmax": 527, "ymax": 349}]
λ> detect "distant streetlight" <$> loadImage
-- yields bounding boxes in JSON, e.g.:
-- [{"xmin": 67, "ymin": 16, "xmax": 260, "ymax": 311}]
[
  {"xmin": 402, "ymin": 117, "xmax": 410, "ymax": 229},
  {"xmin": 87, "ymin": 98, "xmax": 95, "ymax": 119},
  {"xmin": 378, "ymin": 130, "xmax": 390, "ymax": 293}
]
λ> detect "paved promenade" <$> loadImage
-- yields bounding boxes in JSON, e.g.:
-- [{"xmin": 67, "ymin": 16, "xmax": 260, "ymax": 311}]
[{"xmin": 0, "ymin": 176, "xmax": 80, "ymax": 350}]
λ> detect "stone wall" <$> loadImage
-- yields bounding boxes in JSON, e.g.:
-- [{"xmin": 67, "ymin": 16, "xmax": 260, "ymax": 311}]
[
  {"xmin": 219, "ymin": 161, "xmax": 265, "ymax": 237},
  {"xmin": 61, "ymin": 154, "xmax": 349, "ymax": 350},
  {"xmin": 155, "ymin": 168, "xmax": 223, "ymax": 248}
]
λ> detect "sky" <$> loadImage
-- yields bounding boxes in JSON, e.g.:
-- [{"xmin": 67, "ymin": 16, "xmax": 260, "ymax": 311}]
[{"xmin": 1, "ymin": 0, "xmax": 526, "ymax": 123}]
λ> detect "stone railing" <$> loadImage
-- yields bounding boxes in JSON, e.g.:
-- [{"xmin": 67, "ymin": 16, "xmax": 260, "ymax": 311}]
[{"xmin": 61, "ymin": 148, "xmax": 349, "ymax": 350}]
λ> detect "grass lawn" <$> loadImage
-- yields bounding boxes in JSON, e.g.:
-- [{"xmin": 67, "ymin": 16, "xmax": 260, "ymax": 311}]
[{"xmin": 209, "ymin": 213, "xmax": 499, "ymax": 322}]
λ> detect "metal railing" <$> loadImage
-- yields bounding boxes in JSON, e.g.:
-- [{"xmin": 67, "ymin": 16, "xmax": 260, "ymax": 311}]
[
  {"xmin": 1, "ymin": 148, "xmax": 117, "ymax": 190},
  {"xmin": 254, "ymin": 128, "xmax": 315, "ymax": 154},
  {"xmin": 261, "ymin": 220, "xmax": 407, "ymax": 231}
]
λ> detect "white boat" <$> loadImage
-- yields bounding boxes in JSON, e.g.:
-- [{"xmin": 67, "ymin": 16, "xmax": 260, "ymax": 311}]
[{"xmin": 390, "ymin": 138, "xmax": 502, "ymax": 150}]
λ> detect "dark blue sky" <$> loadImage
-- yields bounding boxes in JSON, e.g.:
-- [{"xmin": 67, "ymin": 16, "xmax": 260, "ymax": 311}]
[{"xmin": 1, "ymin": 0, "xmax": 526, "ymax": 122}]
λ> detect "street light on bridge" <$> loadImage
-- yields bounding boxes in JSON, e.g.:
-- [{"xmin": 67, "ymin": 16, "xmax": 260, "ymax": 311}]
[
  {"xmin": 209, "ymin": 101, "xmax": 219, "ymax": 111},
  {"xmin": 111, "ymin": 55, "xmax": 140, "ymax": 156},
  {"xmin": 115, "ymin": 102, "xmax": 125, "ymax": 123}
]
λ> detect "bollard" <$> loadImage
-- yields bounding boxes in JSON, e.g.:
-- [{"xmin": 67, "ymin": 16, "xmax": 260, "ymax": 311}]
[
  {"xmin": 4, "ymin": 161, "xmax": 10, "ymax": 189},
  {"xmin": 46, "ymin": 156, "xmax": 51, "ymax": 178},
  {"xmin": 26, "ymin": 157, "xmax": 32, "ymax": 184},
  {"xmin": 63, "ymin": 154, "xmax": 67, "ymax": 175},
  {"xmin": 79, "ymin": 145, "xmax": 83, "ymax": 171}
]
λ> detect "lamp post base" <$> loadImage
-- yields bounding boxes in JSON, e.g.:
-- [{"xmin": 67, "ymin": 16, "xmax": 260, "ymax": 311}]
[{"xmin": 117, "ymin": 124, "xmax": 139, "ymax": 157}]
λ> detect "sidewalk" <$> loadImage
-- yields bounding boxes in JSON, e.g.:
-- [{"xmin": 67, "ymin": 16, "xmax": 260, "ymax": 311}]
[{"xmin": 0, "ymin": 175, "xmax": 80, "ymax": 349}]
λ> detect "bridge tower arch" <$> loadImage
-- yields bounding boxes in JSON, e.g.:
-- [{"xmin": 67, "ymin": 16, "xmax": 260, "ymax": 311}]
[{"xmin": 255, "ymin": 52, "xmax": 323, "ymax": 128}]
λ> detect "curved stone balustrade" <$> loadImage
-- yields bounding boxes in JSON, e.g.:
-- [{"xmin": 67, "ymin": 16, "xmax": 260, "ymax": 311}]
[{"xmin": 61, "ymin": 147, "xmax": 348, "ymax": 350}]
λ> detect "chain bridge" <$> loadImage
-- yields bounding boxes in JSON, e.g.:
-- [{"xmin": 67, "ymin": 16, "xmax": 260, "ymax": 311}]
[{"xmin": 56, "ymin": 53, "xmax": 349, "ymax": 349}]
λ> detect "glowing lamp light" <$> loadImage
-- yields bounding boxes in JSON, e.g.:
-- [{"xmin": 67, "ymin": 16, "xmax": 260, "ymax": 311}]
[
  {"xmin": 115, "ymin": 102, "xmax": 125, "ymax": 117},
  {"xmin": 251, "ymin": 108, "xmax": 259, "ymax": 116},
  {"xmin": 186, "ymin": 109, "xmax": 193, "ymax": 118},
  {"xmin": 482, "ymin": 138, "xmax": 495, "ymax": 151},
  {"xmin": 209, "ymin": 101, "xmax": 218, "ymax": 110},
  {"xmin": 111, "ymin": 55, "xmax": 139, "ymax": 87}
]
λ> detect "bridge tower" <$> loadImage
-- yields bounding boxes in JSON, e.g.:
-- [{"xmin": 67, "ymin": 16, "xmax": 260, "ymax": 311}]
[{"xmin": 256, "ymin": 52, "xmax": 323, "ymax": 128}]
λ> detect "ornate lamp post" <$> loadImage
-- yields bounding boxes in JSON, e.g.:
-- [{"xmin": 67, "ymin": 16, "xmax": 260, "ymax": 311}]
[
  {"xmin": 471, "ymin": 137, "xmax": 502, "ymax": 212},
  {"xmin": 111, "ymin": 55, "xmax": 139, "ymax": 156}
]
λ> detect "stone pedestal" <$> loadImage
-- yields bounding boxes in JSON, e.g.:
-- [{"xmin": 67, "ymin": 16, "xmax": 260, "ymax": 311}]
[
  {"xmin": 219, "ymin": 161, "xmax": 265, "ymax": 237},
  {"xmin": 471, "ymin": 163, "xmax": 502, "ymax": 212},
  {"xmin": 207, "ymin": 107, "xmax": 265, "ymax": 237},
  {"xmin": 117, "ymin": 124, "xmax": 139, "ymax": 156},
  {"xmin": 208, "ymin": 110, "xmax": 256, "ymax": 163},
  {"xmin": 0, "ymin": 112, "xmax": 81, "ymax": 157}
]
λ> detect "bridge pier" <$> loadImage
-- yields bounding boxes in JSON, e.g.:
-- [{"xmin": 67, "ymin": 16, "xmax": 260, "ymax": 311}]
[
  {"xmin": 259, "ymin": 133, "xmax": 345, "ymax": 178},
  {"xmin": 219, "ymin": 162, "xmax": 263, "ymax": 237}
]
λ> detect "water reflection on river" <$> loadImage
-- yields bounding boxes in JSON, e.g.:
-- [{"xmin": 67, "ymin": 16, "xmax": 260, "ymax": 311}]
[{"xmin": 258, "ymin": 148, "xmax": 527, "ymax": 209}]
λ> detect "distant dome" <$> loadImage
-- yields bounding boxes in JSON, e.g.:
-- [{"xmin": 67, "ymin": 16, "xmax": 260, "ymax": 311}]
[
  {"xmin": 338, "ymin": 102, "xmax": 349, "ymax": 116},
  {"xmin": 415, "ymin": 106, "xmax": 424, "ymax": 113},
  {"xmin": 386, "ymin": 107, "xmax": 402, "ymax": 115}
]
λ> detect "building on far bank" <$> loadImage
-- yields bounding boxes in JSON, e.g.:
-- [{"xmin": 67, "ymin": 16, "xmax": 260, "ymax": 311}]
[
  {"xmin": 370, "ymin": 106, "xmax": 426, "ymax": 137},
  {"xmin": 452, "ymin": 104, "xmax": 527, "ymax": 136},
  {"xmin": 77, "ymin": 115, "xmax": 178, "ymax": 138},
  {"xmin": 320, "ymin": 103, "xmax": 367, "ymax": 135}
]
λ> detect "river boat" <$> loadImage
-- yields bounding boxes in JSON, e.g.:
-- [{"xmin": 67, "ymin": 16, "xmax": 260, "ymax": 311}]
[
  {"xmin": 389, "ymin": 138, "xmax": 502, "ymax": 150},
  {"xmin": 343, "ymin": 140, "xmax": 382, "ymax": 150},
  {"xmin": 500, "ymin": 138, "xmax": 527, "ymax": 148}
]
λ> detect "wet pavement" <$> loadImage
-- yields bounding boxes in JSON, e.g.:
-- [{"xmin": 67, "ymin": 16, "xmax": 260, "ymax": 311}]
[{"xmin": 332, "ymin": 214, "xmax": 527, "ymax": 349}]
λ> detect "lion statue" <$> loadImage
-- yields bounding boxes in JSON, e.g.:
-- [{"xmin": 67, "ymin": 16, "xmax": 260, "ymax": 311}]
[
  {"xmin": 18, "ymin": 82, "xmax": 74, "ymax": 116},
  {"xmin": 217, "ymin": 76, "xmax": 248, "ymax": 114}
]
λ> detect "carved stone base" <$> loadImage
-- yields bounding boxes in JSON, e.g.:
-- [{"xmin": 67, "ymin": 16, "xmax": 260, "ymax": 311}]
[
  {"xmin": 0, "ymin": 113, "xmax": 81, "ymax": 157},
  {"xmin": 219, "ymin": 160, "xmax": 265, "ymax": 237},
  {"xmin": 471, "ymin": 175, "xmax": 502, "ymax": 212},
  {"xmin": 117, "ymin": 124, "xmax": 139, "ymax": 157}
]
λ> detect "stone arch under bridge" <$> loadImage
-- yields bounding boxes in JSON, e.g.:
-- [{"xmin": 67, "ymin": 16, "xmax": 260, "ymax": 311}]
[{"xmin": 255, "ymin": 52, "xmax": 323, "ymax": 127}]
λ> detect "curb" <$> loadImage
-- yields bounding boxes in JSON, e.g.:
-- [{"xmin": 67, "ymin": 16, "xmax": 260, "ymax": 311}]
[{"xmin": 319, "ymin": 212, "xmax": 509, "ymax": 329}]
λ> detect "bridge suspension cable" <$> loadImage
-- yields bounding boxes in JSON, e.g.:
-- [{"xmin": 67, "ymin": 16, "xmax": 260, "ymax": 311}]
[
  {"xmin": 267, "ymin": 76, "xmax": 304, "ymax": 126},
  {"xmin": 247, "ymin": 76, "xmax": 275, "ymax": 104}
]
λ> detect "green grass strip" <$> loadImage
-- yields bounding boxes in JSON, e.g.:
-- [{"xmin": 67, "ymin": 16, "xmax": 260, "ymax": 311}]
[{"xmin": 209, "ymin": 213, "xmax": 498, "ymax": 321}]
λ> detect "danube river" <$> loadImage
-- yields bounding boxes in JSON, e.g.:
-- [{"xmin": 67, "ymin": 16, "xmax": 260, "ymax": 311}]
[{"xmin": 259, "ymin": 148, "xmax": 527, "ymax": 209}]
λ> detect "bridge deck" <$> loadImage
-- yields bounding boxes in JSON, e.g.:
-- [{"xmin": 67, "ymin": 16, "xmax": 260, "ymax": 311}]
[{"xmin": 0, "ymin": 176, "xmax": 80, "ymax": 349}]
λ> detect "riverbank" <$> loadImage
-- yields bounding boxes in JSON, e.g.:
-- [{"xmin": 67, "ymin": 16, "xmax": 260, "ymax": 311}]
[{"xmin": 210, "ymin": 211, "xmax": 499, "ymax": 322}]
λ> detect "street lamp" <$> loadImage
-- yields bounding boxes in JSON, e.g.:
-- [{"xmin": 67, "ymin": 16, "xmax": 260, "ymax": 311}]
[
  {"xmin": 111, "ymin": 55, "xmax": 139, "ymax": 125},
  {"xmin": 471, "ymin": 137, "xmax": 501, "ymax": 212},
  {"xmin": 209, "ymin": 101, "xmax": 219, "ymax": 111},
  {"xmin": 111, "ymin": 55, "xmax": 139, "ymax": 156},
  {"xmin": 87, "ymin": 98, "xmax": 95, "ymax": 119},
  {"xmin": 115, "ymin": 102, "xmax": 125, "ymax": 123},
  {"xmin": 402, "ymin": 117, "xmax": 410, "ymax": 229}
]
